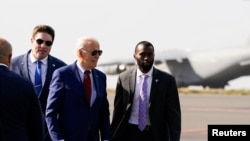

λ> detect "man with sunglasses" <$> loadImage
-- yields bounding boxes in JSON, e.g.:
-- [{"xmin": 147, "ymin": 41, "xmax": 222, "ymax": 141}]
[
  {"xmin": 10, "ymin": 25, "xmax": 67, "ymax": 141},
  {"xmin": 45, "ymin": 36, "xmax": 110, "ymax": 141}
]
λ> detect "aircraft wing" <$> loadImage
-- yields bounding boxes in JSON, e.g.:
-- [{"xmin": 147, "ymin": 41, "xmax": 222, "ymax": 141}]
[
  {"xmin": 98, "ymin": 49, "xmax": 189, "ymax": 75},
  {"xmin": 239, "ymin": 59, "xmax": 250, "ymax": 66}
]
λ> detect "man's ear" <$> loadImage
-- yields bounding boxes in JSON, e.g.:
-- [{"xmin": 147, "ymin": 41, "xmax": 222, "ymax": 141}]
[
  {"xmin": 7, "ymin": 53, "xmax": 12, "ymax": 68},
  {"xmin": 78, "ymin": 49, "xmax": 83, "ymax": 57},
  {"xmin": 30, "ymin": 37, "xmax": 33, "ymax": 44}
]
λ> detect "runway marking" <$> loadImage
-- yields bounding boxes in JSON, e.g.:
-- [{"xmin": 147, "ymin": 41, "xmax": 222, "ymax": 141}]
[{"xmin": 182, "ymin": 127, "xmax": 207, "ymax": 135}]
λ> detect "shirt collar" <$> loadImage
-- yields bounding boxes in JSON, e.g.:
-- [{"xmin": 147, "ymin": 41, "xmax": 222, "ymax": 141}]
[
  {"xmin": 76, "ymin": 61, "xmax": 91, "ymax": 73},
  {"xmin": 29, "ymin": 53, "xmax": 48, "ymax": 65},
  {"xmin": 136, "ymin": 67, "xmax": 153, "ymax": 78},
  {"xmin": 0, "ymin": 63, "xmax": 8, "ymax": 68}
]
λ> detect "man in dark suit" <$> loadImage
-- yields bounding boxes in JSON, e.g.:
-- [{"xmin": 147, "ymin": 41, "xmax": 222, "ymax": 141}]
[
  {"xmin": 0, "ymin": 37, "xmax": 44, "ymax": 141},
  {"xmin": 46, "ymin": 36, "xmax": 110, "ymax": 141},
  {"xmin": 111, "ymin": 41, "xmax": 181, "ymax": 141},
  {"xmin": 10, "ymin": 25, "xmax": 67, "ymax": 141}
]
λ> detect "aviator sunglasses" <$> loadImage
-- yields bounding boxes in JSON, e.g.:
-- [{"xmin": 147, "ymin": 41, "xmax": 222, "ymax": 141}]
[
  {"xmin": 35, "ymin": 39, "xmax": 53, "ymax": 46},
  {"xmin": 81, "ymin": 48, "xmax": 103, "ymax": 56}
]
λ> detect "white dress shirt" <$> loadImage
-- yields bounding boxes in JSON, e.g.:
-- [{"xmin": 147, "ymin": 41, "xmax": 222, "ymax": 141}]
[
  {"xmin": 29, "ymin": 53, "xmax": 48, "ymax": 87},
  {"xmin": 128, "ymin": 67, "xmax": 153, "ymax": 125},
  {"xmin": 76, "ymin": 61, "xmax": 97, "ymax": 106}
]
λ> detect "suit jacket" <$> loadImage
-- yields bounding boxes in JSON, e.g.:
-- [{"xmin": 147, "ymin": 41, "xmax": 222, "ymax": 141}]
[
  {"xmin": 111, "ymin": 67, "xmax": 181, "ymax": 141},
  {"xmin": 10, "ymin": 50, "xmax": 67, "ymax": 113},
  {"xmin": 45, "ymin": 61, "xmax": 110, "ymax": 141},
  {"xmin": 0, "ymin": 65, "xmax": 44, "ymax": 141}
]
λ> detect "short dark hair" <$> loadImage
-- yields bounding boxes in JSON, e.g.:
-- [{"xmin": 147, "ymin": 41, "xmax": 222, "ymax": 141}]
[
  {"xmin": 134, "ymin": 40, "xmax": 154, "ymax": 52},
  {"xmin": 32, "ymin": 25, "xmax": 55, "ymax": 42}
]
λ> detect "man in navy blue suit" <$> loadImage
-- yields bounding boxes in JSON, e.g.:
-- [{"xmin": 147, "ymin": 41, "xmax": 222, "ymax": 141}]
[
  {"xmin": 10, "ymin": 25, "xmax": 67, "ymax": 141},
  {"xmin": 0, "ymin": 37, "xmax": 44, "ymax": 141},
  {"xmin": 46, "ymin": 36, "xmax": 110, "ymax": 141}
]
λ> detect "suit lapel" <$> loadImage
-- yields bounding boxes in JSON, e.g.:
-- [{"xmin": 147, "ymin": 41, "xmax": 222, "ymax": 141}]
[
  {"xmin": 44, "ymin": 56, "xmax": 57, "ymax": 87},
  {"xmin": 45, "ymin": 56, "xmax": 53, "ymax": 84},
  {"xmin": 71, "ymin": 62, "xmax": 89, "ymax": 103},
  {"xmin": 71, "ymin": 62, "xmax": 83, "ymax": 89},
  {"xmin": 149, "ymin": 68, "xmax": 160, "ymax": 103},
  {"xmin": 91, "ymin": 69, "xmax": 106, "ymax": 108},
  {"xmin": 20, "ymin": 53, "xmax": 31, "ymax": 80},
  {"xmin": 40, "ymin": 56, "xmax": 53, "ymax": 95},
  {"xmin": 92, "ymin": 69, "xmax": 99, "ymax": 99},
  {"xmin": 128, "ymin": 69, "xmax": 136, "ymax": 103}
]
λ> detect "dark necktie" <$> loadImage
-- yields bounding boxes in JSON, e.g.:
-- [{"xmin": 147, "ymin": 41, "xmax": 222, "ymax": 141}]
[
  {"xmin": 138, "ymin": 74, "xmax": 149, "ymax": 131},
  {"xmin": 84, "ymin": 70, "xmax": 91, "ymax": 105},
  {"xmin": 35, "ymin": 60, "xmax": 42, "ymax": 95}
]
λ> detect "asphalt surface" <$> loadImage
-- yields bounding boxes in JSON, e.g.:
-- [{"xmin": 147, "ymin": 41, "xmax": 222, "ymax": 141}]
[{"xmin": 107, "ymin": 93, "xmax": 250, "ymax": 141}]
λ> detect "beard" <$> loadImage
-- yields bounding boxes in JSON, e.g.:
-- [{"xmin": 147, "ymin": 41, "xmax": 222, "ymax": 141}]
[{"xmin": 139, "ymin": 61, "xmax": 153, "ymax": 72}]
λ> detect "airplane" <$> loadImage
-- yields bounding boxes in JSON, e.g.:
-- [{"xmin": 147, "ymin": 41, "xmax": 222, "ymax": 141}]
[{"xmin": 97, "ymin": 42, "xmax": 250, "ymax": 89}]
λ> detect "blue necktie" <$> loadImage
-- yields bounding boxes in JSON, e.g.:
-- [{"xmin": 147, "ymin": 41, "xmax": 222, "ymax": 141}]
[
  {"xmin": 138, "ymin": 74, "xmax": 149, "ymax": 131},
  {"xmin": 35, "ymin": 61, "xmax": 42, "ymax": 95}
]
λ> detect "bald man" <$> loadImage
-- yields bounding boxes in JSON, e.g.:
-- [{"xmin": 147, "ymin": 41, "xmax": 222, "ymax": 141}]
[
  {"xmin": 0, "ymin": 37, "xmax": 44, "ymax": 141},
  {"xmin": 46, "ymin": 36, "xmax": 110, "ymax": 141}
]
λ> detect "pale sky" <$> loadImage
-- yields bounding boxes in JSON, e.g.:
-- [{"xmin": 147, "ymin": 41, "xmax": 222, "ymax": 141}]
[{"xmin": 1, "ymin": 0, "xmax": 250, "ymax": 89}]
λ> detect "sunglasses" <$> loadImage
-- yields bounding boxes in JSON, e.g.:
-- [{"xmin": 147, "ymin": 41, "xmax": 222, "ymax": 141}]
[
  {"xmin": 35, "ymin": 39, "xmax": 53, "ymax": 46},
  {"xmin": 81, "ymin": 48, "xmax": 103, "ymax": 56}
]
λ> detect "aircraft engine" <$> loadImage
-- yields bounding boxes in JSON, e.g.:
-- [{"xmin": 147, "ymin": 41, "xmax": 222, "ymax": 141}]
[{"xmin": 100, "ymin": 64, "xmax": 127, "ymax": 75}]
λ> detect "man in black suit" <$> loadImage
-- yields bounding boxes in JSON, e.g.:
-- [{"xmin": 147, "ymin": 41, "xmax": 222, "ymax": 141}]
[
  {"xmin": 0, "ymin": 37, "xmax": 44, "ymax": 141},
  {"xmin": 111, "ymin": 41, "xmax": 181, "ymax": 141},
  {"xmin": 10, "ymin": 25, "xmax": 67, "ymax": 141}
]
